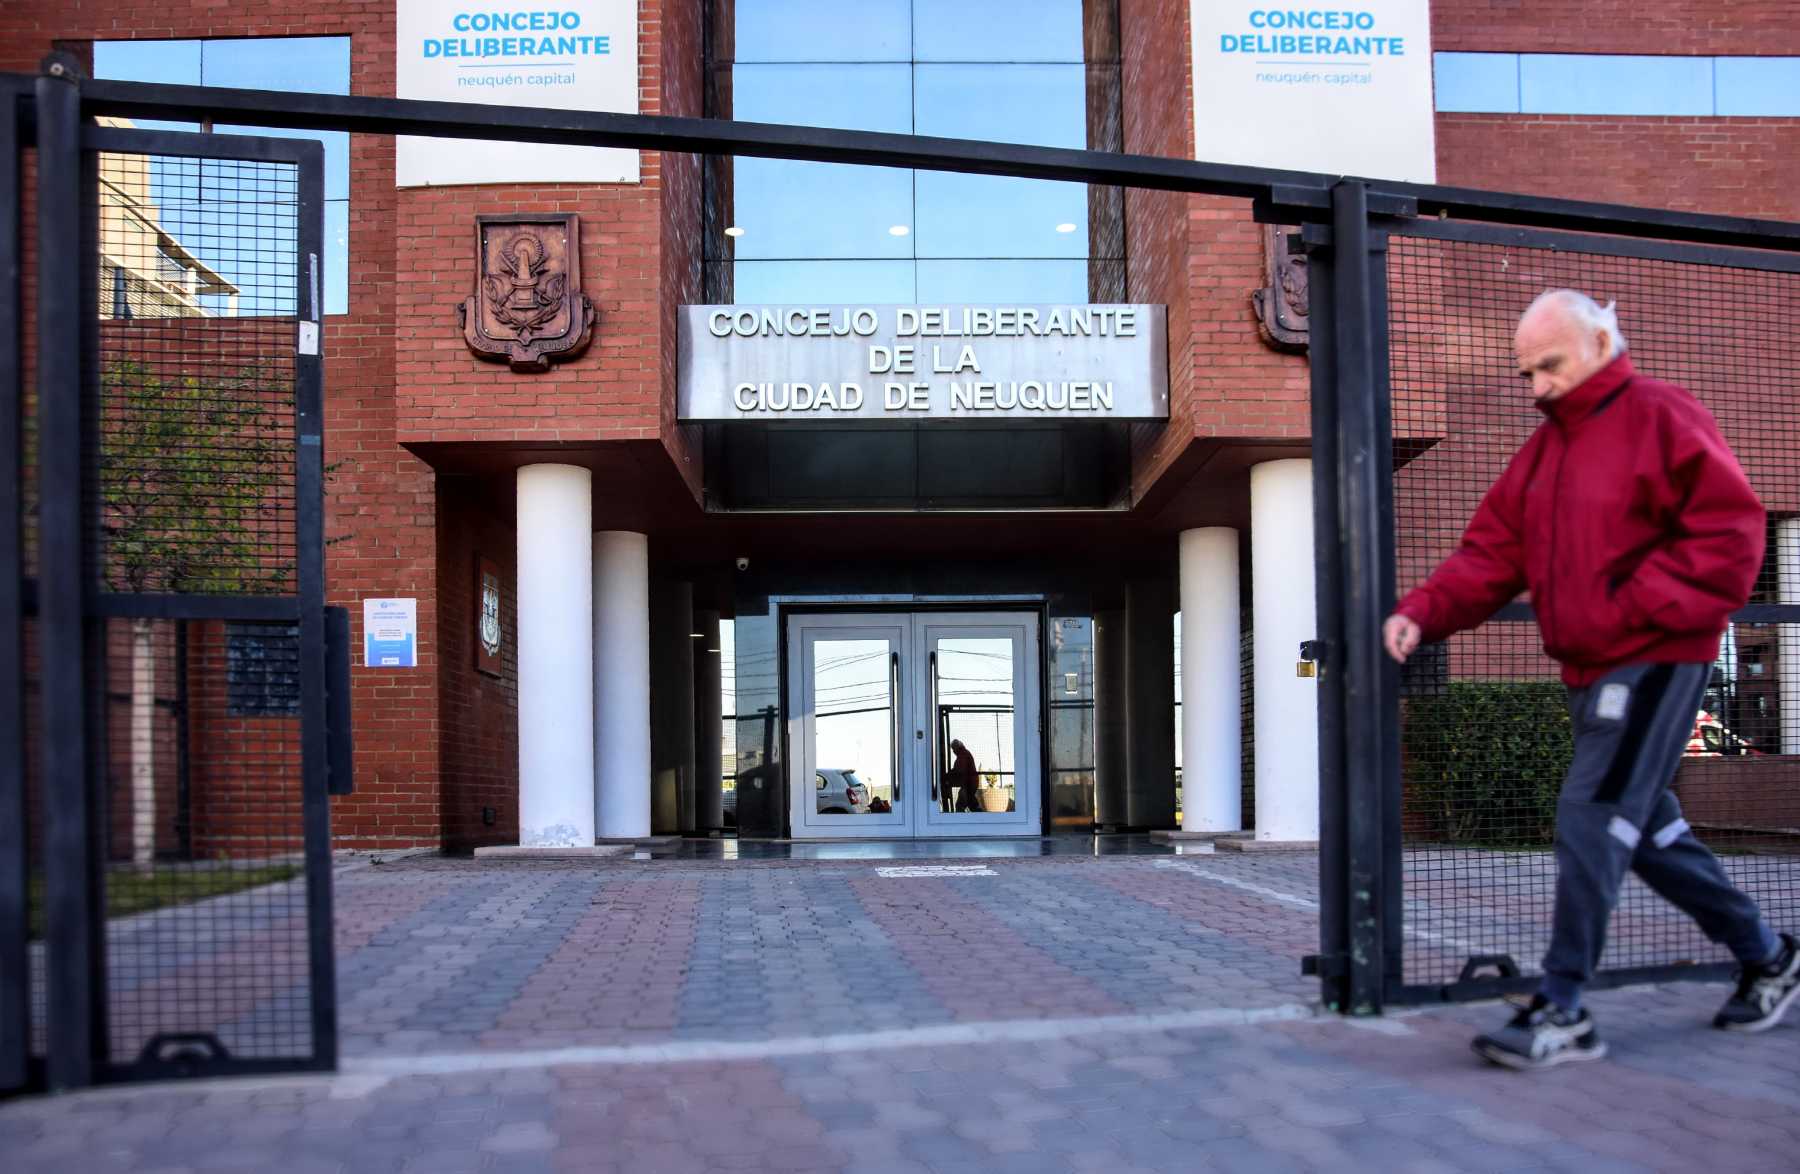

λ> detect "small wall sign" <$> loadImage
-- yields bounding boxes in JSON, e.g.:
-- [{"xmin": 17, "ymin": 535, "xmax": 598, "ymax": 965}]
[
  {"xmin": 476, "ymin": 557, "xmax": 503, "ymax": 676},
  {"xmin": 363, "ymin": 597, "xmax": 418, "ymax": 668}
]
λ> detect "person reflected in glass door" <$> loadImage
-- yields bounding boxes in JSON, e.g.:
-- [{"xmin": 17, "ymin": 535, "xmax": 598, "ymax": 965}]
[{"xmin": 945, "ymin": 738, "xmax": 979, "ymax": 813}]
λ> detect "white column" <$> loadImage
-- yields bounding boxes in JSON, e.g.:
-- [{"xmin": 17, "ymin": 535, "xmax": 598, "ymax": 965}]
[
  {"xmin": 1179, "ymin": 528, "xmax": 1242, "ymax": 832},
  {"xmin": 594, "ymin": 530, "xmax": 652, "ymax": 839},
  {"xmin": 1252, "ymin": 459, "xmax": 1319, "ymax": 842},
  {"xmin": 1780, "ymin": 518, "xmax": 1800, "ymax": 756},
  {"xmin": 516, "ymin": 465, "xmax": 595, "ymax": 847}
]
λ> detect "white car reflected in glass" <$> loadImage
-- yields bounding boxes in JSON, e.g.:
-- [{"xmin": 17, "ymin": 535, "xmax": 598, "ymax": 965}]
[{"xmin": 815, "ymin": 767, "xmax": 872, "ymax": 814}]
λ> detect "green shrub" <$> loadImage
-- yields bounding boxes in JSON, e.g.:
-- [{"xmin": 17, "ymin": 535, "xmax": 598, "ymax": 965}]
[{"xmin": 1402, "ymin": 680, "xmax": 1572, "ymax": 848}]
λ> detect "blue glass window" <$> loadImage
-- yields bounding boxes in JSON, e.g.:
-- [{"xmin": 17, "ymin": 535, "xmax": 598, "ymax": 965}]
[
  {"xmin": 733, "ymin": 0, "xmax": 911, "ymax": 63},
  {"xmin": 94, "ymin": 37, "xmax": 352, "ymax": 315},
  {"xmin": 912, "ymin": 0, "xmax": 1084, "ymax": 62},
  {"xmin": 729, "ymin": 260, "xmax": 917, "ymax": 303},
  {"xmin": 913, "ymin": 64, "xmax": 1088, "ymax": 260},
  {"xmin": 91, "ymin": 40, "xmax": 201, "ymax": 132},
  {"xmin": 1433, "ymin": 52, "xmax": 1518, "ymax": 114},
  {"xmin": 916, "ymin": 260, "xmax": 1088, "ymax": 303},
  {"xmin": 714, "ymin": 1, "xmax": 1117, "ymax": 303},
  {"xmin": 728, "ymin": 64, "xmax": 913, "ymax": 261},
  {"xmin": 1436, "ymin": 53, "xmax": 1800, "ymax": 118},
  {"xmin": 1715, "ymin": 57, "xmax": 1800, "ymax": 117},
  {"xmin": 1520, "ymin": 54, "xmax": 1713, "ymax": 117}
]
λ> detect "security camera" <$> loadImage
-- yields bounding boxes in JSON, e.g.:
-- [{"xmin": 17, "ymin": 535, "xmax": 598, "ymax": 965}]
[{"xmin": 734, "ymin": 556, "xmax": 750, "ymax": 572}]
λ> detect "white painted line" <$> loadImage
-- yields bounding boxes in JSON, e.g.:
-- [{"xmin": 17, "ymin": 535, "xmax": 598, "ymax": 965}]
[
  {"xmin": 1152, "ymin": 859, "xmax": 1480, "ymax": 953},
  {"xmin": 1154, "ymin": 859, "xmax": 1319, "ymax": 909},
  {"xmin": 874, "ymin": 864, "xmax": 997, "ymax": 877},
  {"xmin": 342, "ymin": 1002, "xmax": 1321, "ymax": 1079}
]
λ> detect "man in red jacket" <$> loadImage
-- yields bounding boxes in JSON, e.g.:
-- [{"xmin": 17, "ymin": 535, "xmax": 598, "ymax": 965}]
[{"xmin": 1386, "ymin": 289, "xmax": 1797, "ymax": 1070}]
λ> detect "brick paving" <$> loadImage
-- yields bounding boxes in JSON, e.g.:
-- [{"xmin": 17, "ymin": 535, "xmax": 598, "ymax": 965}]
[{"xmin": 5, "ymin": 848, "xmax": 1799, "ymax": 1172}]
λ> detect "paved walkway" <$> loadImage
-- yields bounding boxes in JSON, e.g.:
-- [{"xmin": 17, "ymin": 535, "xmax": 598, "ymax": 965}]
[{"xmin": 4, "ymin": 850, "xmax": 1798, "ymax": 1172}]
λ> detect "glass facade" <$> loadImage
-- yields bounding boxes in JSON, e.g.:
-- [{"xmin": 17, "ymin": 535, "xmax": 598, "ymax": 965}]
[
  {"xmin": 705, "ymin": 0, "xmax": 1122, "ymax": 305},
  {"xmin": 93, "ymin": 37, "xmax": 352, "ymax": 315}
]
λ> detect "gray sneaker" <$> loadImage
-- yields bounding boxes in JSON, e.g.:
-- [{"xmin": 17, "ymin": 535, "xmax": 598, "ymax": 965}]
[
  {"xmin": 1714, "ymin": 933, "xmax": 1800, "ymax": 1033},
  {"xmin": 1472, "ymin": 995, "xmax": 1608, "ymax": 1071}
]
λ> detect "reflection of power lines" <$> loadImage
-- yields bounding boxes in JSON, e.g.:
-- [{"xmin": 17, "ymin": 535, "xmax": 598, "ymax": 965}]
[
  {"xmin": 939, "ymin": 648, "xmax": 1013, "ymax": 663},
  {"xmin": 816, "ymin": 703, "xmax": 894, "ymax": 719}
]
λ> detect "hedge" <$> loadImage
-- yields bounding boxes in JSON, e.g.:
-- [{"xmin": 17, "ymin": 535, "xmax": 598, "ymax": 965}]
[{"xmin": 1402, "ymin": 680, "xmax": 1573, "ymax": 848}]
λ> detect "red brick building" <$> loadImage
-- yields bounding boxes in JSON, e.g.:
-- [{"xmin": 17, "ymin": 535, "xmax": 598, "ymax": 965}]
[{"xmin": 7, "ymin": 1, "xmax": 1796, "ymax": 853}]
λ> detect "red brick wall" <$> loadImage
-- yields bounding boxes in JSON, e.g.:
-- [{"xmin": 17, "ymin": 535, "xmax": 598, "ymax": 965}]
[
  {"xmin": 184, "ymin": 621, "xmax": 306, "ymax": 858},
  {"xmin": 1416, "ymin": 7, "xmax": 1800, "ymax": 686},
  {"xmin": 392, "ymin": 1, "xmax": 687, "ymax": 453},
  {"xmin": 658, "ymin": 0, "xmax": 705, "ymax": 497},
  {"xmin": 1437, "ymin": 117, "xmax": 1800, "ymax": 222},
  {"xmin": 1120, "ymin": 0, "xmax": 1195, "ymax": 498},
  {"xmin": 6, "ymin": 2, "xmax": 698, "ymax": 848},
  {"xmin": 1120, "ymin": 0, "xmax": 1311, "ymax": 506},
  {"xmin": 1431, "ymin": 2, "xmax": 1800, "ymax": 220},
  {"xmin": 435, "ymin": 476, "xmax": 519, "ymax": 851},
  {"xmin": 1432, "ymin": 2, "xmax": 1800, "ymax": 55},
  {"xmin": 6, "ymin": 4, "xmax": 441, "ymax": 847}
]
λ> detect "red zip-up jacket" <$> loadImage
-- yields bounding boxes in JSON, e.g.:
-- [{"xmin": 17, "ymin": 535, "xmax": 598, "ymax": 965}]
[{"xmin": 1394, "ymin": 354, "xmax": 1764, "ymax": 687}]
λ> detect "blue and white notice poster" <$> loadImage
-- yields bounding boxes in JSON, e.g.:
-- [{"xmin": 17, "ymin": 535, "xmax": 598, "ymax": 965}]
[{"xmin": 364, "ymin": 597, "xmax": 419, "ymax": 668}]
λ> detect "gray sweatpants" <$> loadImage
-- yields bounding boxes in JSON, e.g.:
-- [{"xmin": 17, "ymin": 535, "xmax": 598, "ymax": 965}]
[{"xmin": 1540, "ymin": 661, "xmax": 1779, "ymax": 1011}]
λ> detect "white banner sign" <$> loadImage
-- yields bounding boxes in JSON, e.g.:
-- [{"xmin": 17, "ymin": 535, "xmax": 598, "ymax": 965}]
[
  {"xmin": 396, "ymin": 0, "xmax": 639, "ymax": 187},
  {"xmin": 1190, "ymin": 2, "xmax": 1436, "ymax": 183},
  {"xmin": 678, "ymin": 305, "xmax": 1169, "ymax": 422}
]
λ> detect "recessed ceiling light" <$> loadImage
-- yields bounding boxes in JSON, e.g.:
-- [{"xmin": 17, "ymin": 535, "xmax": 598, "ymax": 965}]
[
  {"xmin": 1055, "ymin": 222, "xmax": 1077, "ymax": 233},
  {"xmin": 888, "ymin": 224, "xmax": 910, "ymax": 236},
  {"xmin": 724, "ymin": 225, "xmax": 745, "ymax": 237}
]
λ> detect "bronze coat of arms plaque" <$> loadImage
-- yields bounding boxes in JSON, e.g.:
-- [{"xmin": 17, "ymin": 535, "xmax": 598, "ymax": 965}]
[
  {"xmin": 1252, "ymin": 225, "xmax": 1309, "ymax": 353},
  {"xmin": 460, "ymin": 213, "xmax": 596, "ymax": 373}
]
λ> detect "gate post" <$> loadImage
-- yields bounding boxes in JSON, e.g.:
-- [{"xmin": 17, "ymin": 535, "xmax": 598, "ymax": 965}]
[
  {"xmin": 1308, "ymin": 180, "xmax": 1402, "ymax": 1014},
  {"xmin": 1, "ymin": 75, "xmax": 27, "ymax": 1095},
  {"xmin": 36, "ymin": 55, "xmax": 104, "ymax": 1090}
]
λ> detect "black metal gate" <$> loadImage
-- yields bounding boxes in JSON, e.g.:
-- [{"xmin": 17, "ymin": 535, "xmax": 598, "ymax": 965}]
[
  {"xmin": 2, "ymin": 63, "xmax": 347, "ymax": 1094},
  {"xmin": 0, "ymin": 51, "xmax": 1794, "ymax": 1073},
  {"xmin": 1301, "ymin": 180, "xmax": 1800, "ymax": 1010}
]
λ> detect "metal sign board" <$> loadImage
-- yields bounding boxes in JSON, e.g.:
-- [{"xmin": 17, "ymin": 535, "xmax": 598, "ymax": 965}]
[{"xmin": 679, "ymin": 304, "xmax": 1169, "ymax": 422}]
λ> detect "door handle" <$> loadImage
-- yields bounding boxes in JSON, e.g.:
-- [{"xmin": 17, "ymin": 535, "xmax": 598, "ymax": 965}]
[
  {"xmin": 890, "ymin": 650, "xmax": 902, "ymax": 802},
  {"xmin": 929, "ymin": 649, "xmax": 940, "ymax": 802}
]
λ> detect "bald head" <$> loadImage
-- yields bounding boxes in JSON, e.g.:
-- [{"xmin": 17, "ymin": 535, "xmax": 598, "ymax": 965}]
[{"xmin": 1515, "ymin": 290, "xmax": 1625, "ymax": 403}]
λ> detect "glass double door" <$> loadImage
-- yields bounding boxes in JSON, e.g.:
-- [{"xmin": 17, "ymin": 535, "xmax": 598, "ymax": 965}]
[{"xmin": 787, "ymin": 612, "xmax": 1041, "ymax": 838}]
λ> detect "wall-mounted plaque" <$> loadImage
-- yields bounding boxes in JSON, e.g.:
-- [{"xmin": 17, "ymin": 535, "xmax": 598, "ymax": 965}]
[
  {"xmin": 1253, "ymin": 225, "xmax": 1309, "ymax": 352},
  {"xmin": 459, "ymin": 214, "xmax": 595, "ymax": 373},
  {"xmin": 476, "ymin": 556, "xmax": 503, "ymax": 677}
]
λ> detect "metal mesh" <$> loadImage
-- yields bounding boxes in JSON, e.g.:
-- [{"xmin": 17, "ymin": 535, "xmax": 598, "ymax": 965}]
[
  {"xmin": 99, "ymin": 618, "xmax": 309, "ymax": 1063},
  {"xmin": 1388, "ymin": 233, "xmax": 1800, "ymax": 988},
  {"xmin": 94, "ymin": 153, "xmax": 298, "ymax": 596},
  {"xmin": 86, "ymin": 149, "xmax": 314, "ymax": 1066}
]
